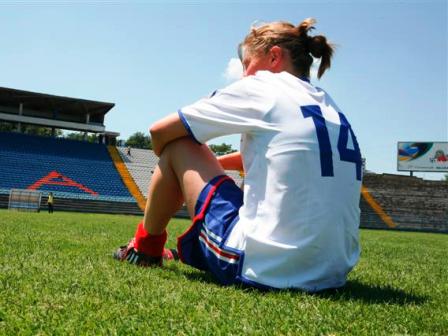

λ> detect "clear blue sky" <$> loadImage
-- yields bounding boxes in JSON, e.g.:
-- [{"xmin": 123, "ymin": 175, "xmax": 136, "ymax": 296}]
[{"xmin": 0, "ymin": 1, "xmax": 446, "ymax": 180}]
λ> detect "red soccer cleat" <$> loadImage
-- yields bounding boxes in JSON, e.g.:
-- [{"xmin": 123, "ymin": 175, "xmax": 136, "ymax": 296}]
[{"xmin": 113, "ymin": 238, "xmax": 179, "ymax": 266}]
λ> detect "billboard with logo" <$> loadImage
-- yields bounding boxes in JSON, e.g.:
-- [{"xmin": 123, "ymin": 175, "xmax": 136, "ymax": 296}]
[{"xmin": 397, "ymin": 142, "xmax": 448, "ymax": 172}]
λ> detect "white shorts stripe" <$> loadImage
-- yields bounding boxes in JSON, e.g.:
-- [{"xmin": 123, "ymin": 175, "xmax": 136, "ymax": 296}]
[
  {"xmin": 202, "ymin": 224, "xmax": 223, "ymax": 243},
  {"xmin": 199, "ymin": 229, "xmax": 239, "ymax": 264}
]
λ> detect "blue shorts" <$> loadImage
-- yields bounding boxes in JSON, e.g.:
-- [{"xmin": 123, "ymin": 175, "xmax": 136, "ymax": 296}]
[{"xmin": 177, "ymin": 175, "xmax": 244, "ymax": 285}]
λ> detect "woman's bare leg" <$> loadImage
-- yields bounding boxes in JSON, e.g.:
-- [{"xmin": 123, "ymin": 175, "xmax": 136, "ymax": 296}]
[{"xmin": 143, "ymin": 137, "xmax": 225, "ymax": 235}]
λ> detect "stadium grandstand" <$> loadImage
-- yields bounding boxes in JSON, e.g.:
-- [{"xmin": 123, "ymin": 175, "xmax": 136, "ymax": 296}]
[
  {"xmin": 0, "ymin": 87, "xmax": 141, "ymax": 214},
  {"xmin": 0, "ymin": 86, "xmax": 446, "ymax": 232}
]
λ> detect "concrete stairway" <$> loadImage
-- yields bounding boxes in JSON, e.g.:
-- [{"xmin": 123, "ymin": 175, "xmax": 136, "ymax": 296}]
[{"xmin": 116, "ymin": 147, "xmax": 157, "ymax": 198}]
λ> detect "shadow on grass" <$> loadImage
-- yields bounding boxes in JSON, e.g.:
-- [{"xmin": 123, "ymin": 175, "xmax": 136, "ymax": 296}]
[
  {"xmin": 172, "ymin": 267, "xmax": 427, "ymax": 306},
  {"xmin": 313, "ymin": 280, "xmax": 427, "ymax": 306}
]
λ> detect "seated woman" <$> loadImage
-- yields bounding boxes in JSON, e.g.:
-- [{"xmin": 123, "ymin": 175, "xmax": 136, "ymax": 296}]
[{"xmin": 114, "ymin": 18, "xmax": 363, "ymax": 292}]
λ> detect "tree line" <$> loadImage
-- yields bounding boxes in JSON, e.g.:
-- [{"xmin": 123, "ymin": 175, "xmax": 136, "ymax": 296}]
[
  {"xmin": 123, "ymin": 131, "xmax": 237, "ymax": 156},
  {"xmin": 0, "ymin": 123, "xmax": 98, "ymax": 142}
]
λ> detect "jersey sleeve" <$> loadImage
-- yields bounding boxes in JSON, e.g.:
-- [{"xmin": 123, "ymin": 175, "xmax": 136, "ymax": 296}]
[{"xmin": 178, "ymin": 74, "xmax": 278, "ymax": 144}]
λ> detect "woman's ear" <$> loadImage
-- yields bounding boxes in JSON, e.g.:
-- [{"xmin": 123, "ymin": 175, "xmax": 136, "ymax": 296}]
[
  {"xmin": 269, "ymin": 46, "xmax": 282, "ymax": 65},
  {"xmin": 268, "ymin": 46, "xmax": 285, "ymax": 72}
]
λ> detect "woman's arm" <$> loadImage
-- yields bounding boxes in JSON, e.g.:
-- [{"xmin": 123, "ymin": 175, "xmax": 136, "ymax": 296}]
[
  {"xmin": 150, "ymin": 113, "xmax": 189, "ymax": 156},
  {"xmin": 216, "ymin": 151, "xmax": 243, "ymax": 171},
  {"xmin": 150, "ymin": 112, "xmax": 244, "ymax": 174}
]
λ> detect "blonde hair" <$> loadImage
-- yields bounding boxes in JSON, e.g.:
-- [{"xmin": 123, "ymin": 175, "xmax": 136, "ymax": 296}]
[{"xmin": 242, "ymin": 18, "xmax": 334, "ymax": 79}]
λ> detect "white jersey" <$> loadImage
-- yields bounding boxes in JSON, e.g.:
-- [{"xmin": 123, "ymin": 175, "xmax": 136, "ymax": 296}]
[{"xmin": 179, "ymin": 71, "xmax": 362, "ymax": 291}]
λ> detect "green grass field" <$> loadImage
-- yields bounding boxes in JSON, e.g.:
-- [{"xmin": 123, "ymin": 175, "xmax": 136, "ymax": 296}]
[{"xmin": 1, "ymin": 210, "xmax": 447, "ymax": 335}]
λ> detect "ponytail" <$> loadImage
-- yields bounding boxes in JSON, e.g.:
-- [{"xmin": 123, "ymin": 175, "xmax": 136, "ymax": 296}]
[
  {"xmin": 296, "ymin": 18, "xmax": 334, "ymax": 79},
  {"xmin": 309, "ymin": 35, "xmax": 333, "ymax": 79}
]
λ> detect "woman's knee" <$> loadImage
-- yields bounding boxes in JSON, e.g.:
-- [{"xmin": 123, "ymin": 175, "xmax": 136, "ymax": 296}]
[
  {"xmin": 160, "ymin": 137, "xmax": 223, "ymax": 179},
  {"xmin": 161, "ymin": 137, "xmax": 214, "ymax": 165}
]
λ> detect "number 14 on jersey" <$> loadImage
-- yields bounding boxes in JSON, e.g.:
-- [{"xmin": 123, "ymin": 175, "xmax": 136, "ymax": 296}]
[{"xmin": 301, "ymin": 105, "xmax": 362, "ymax": 181}]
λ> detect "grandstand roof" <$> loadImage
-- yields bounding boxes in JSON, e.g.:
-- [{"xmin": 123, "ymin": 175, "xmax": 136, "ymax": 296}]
[
  {"xmin": 0, "ymin": 86, "xmax": 114, "ymax": 116},
  {"xmin": 0, "ymin": 86, "xmax": 115, "ymax": 133}
]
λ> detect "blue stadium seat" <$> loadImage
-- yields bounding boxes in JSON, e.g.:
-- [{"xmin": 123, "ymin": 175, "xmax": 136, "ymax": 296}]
[{"xmin": 0, "ymin": 132, "xmax": 134, "ymax": 202}]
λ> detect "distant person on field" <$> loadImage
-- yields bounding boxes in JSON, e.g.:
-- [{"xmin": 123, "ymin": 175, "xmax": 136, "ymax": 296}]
[
  {"xmin": 114, "ymin": 18, "xmax": 363, "ymax": 291},
  {"xmin": 47, "ymin": 192, "xmax": 54, "ymax": 214},
  {"xmin": 126, "ymin": 146, "xmax": 132, "ymax": 156}
]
